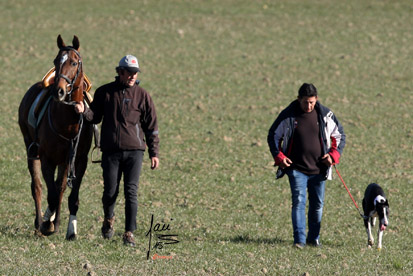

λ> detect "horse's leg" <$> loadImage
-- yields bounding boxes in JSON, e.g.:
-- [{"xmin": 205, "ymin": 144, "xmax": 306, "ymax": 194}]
[
  {"xmin": 40, "ymin": 159, "xmax": 58, "ymax": 235},
  {"xmin": 28, "ymin": 158, "xmax": 43, "ymax": 233},
  {"xmin": 66, "ymin": 155, "xmax": 88, "ymax": 240},
  {"xmin": 53, "ymin": 164, "xmax": 68, "ymax": 235}
]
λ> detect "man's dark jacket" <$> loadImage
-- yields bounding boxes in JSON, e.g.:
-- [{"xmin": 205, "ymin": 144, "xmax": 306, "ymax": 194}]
[{"xmin": 84, "ymin": 77, "xmax": 159, "ymax": 158}]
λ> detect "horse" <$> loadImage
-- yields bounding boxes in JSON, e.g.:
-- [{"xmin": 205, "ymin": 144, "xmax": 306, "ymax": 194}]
[{"xmin": 18, "ymin": 35, "xmax": 93, "ymax": 240}]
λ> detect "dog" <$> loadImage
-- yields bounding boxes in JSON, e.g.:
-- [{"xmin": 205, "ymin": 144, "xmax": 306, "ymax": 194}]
[{"xmin": 362, "ymin": 183, "xmax": 389, "ymax": 250}]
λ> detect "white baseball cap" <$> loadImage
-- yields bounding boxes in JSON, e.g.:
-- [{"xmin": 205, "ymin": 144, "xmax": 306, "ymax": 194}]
[{"xmin": 117, "ymin": 55, "xmax": 140, "ymax": 73}]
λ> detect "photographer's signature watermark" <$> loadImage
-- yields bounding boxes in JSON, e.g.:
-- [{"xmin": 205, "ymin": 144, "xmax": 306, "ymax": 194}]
[{"xmin": 145, "ymin": 214, "xmax": 179, "ymax": 260}]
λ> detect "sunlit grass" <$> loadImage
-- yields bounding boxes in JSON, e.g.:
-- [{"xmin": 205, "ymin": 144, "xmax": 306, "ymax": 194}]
[{"xmin": 1, "ymin": 0, "xmax": 412, "ymax": 275}]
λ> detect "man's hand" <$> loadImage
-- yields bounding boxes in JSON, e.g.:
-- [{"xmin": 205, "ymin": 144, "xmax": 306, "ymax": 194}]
[
  {"xmin": 74, "ymin": 101, "xmax": 85, "ymax": 114},
  {"xmin": 320, "ymin": 153, "xmax": 333, "ymax": 166},
  {"xmin": 151, "ymin": 157, "xmax": 159, "ymax": 170},
  {"xmin": 279, "ymin": 157, "xmax": 293, "ymax": 169}
]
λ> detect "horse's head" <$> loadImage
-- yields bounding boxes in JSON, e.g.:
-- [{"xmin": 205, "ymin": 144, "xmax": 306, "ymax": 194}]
[{"xmin": 52, "ymin": 35, "xmax": 83, "ymax": 103}]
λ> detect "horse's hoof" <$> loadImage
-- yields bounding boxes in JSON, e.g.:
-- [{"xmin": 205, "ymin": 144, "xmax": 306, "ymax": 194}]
[
  {"xmin": 40, "ymin": 221, "xmax": 55, "ymax": 236},
  {"xmin": 368, "ymin": 240, "xmax": 374, "ymax": 246},
  {"xmin": 66, "ymin": 234, "xmax": 77, "ymax": 241}
]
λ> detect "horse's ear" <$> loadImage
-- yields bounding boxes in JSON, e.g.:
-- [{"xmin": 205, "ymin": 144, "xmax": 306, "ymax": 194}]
[
  {"xmin": 72, "ymin": 35, "xmax": 80, "ymax": 51},
  {"xmin": 57, "ymin": 34, "xmax": 65, "ymax": 49}
]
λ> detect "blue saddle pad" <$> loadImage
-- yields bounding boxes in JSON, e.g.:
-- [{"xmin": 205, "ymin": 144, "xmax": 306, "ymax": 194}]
[{"xmin": 28, "ymin": 89, "xmax": 52, "ymax": 129}]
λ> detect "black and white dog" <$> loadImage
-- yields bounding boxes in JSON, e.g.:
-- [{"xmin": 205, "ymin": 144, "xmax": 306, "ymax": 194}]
[{"xmin": 362, "ymin": 183, "xmax": 389, "ymax": 250}]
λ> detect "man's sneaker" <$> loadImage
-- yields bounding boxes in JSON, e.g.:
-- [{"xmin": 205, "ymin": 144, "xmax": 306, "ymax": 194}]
[
  {"xmin": 294, "ymin": 243, "xmax": 305, "ymax": 249},
  {"xmin": 123, "ymin": 231, "xmax": 135, "ymax": 247},
  {"xmin": 306, "ymin": 239, "xmax": 322, "ymax": 248},
  {"xmin": 101, "ymin": 216, "xmax": 115, "ymax": 239}
]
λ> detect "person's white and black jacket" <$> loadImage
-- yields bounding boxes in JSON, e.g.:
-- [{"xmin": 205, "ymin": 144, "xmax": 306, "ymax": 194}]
[{"xmin": 268, "ymin": 100, "xmax": 346, "ymax": 180}]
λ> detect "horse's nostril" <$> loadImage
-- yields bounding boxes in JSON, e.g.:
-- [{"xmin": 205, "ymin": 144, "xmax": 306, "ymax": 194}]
[{"xmin": 58, "ymin": 88, "xmax": 65, "ymax": 100}]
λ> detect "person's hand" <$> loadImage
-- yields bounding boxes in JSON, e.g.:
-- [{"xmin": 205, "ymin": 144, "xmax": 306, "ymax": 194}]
[
  {"xmin": 74, "ymin": 101, "xmax": 84, "ymax": 114},
  {"xmin": 151, "ymin": 157, "xmax": 159, "ymax": 170},
  {"xmin": 321, "ymin": 153, "xmax": 333, "ymax": 166},
  {"xmin": 279, "ymin": 157, "xmax": 292, "ymax": 169}
]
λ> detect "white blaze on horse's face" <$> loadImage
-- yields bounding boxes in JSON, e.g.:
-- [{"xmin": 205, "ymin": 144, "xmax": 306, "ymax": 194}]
[{"xmin": 60, "ymin": 54, "xmax": 68, "ymax": 65}]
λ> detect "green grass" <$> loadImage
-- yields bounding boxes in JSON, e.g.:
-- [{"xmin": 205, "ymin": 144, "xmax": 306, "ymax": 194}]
[{"xmin": 1, "ymin": 0, "xmax": 412, "ymax": 275}]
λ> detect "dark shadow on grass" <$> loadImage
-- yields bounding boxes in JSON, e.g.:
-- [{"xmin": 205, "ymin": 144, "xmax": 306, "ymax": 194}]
[
  {"xmin": 225, "ymin": 234, "xmax": 287, "ymax": 245},
  {"xmin": 225, "ymin": 235, "xmax": 346, "ymax": 248}
]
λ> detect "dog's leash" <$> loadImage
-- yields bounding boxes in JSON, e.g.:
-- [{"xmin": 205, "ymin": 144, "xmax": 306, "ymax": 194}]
[{"xmin": 333, "ymin": 165, "xmax": 368, "ymax": 220}]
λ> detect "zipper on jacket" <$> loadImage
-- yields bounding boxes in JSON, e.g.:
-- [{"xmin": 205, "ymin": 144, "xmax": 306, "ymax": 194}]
[
  {"xmin": 318, "ymin": 112, "xmax": 328, "ymax": 155},
  {"xmin": 119, "ymin": 88, "xmax": 143, "ymax": 149},
  {"xmin": 116, "ymin": 89, "xmax": 125, "ymax": 149}
]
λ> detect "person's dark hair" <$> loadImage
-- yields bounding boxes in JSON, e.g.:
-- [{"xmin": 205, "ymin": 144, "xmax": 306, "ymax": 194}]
[{"xmin": 298, "ymin": 83, "xmax": 317, "ymax": 98}]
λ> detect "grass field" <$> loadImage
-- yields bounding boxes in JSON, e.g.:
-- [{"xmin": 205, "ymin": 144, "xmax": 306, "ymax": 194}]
[{"xmin": 1, "ymin": 0, "xmax": 412, "ymax": 275}]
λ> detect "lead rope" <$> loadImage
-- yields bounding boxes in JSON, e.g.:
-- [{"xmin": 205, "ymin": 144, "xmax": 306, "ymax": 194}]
[
  {"xmin": 67, "ymin": 114, "xmax": 83, "ymax": 188},
  {"xmin": 82, "ymin": 94, "xmax": 101, "ymax": 164},
  {"xmin": 47, "ymin": 103, "xmax": 83, "ymax": 188},
  {"xmin": 334, "ymin": 164, "xmax": 368, "ymax": 220}
]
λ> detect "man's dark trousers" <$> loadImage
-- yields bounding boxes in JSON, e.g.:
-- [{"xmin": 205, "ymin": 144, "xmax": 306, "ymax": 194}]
[{"xmin": 101, "ymin": 150, "xmax": 144, "ymax": 232}]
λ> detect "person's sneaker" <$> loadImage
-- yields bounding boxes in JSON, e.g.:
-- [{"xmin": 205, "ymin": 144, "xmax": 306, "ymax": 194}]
[
  {"xmin": 123, "ymin": 231, "xmax": 135, "ymax": 247},
  {"xmin": 101, "ymin": 216, "xmax": 115, "ymax": 239},
  {"xmin": 294, "ymin": 243, "xmax": 305, "ymax": 249},
  {"xmin": 306, "ymin": 239, "xmax": 322, "ymax": 248}
]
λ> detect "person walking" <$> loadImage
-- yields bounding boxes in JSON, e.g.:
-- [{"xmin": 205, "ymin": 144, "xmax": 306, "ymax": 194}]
[
  {"xmin": 267, "ymin": 83, "xmax": 345, "ymax": 248},
  {"xmin": 75, "ymin": 54, "xmax": 159, "ymax": 246}
]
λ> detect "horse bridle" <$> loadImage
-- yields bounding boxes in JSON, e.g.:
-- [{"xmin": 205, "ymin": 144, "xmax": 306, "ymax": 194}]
[
  {"xmin": 54, "ymin": 46, "xmax": 83, "ymax": 105},
  {"xmin": 50, "ymin": 46, "xmax": 84, "ymax": 187}
]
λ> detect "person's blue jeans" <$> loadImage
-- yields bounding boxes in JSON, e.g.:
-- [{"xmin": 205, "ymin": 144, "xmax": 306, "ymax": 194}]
[{"xmin": 286, "ymin": 169, "xmax": 326, "ymax": 244}]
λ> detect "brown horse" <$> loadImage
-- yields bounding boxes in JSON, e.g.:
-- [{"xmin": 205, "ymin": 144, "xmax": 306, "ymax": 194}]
[{"xmin": 18, "ymin": 35, "xmax": 93, "ymax": 240}]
